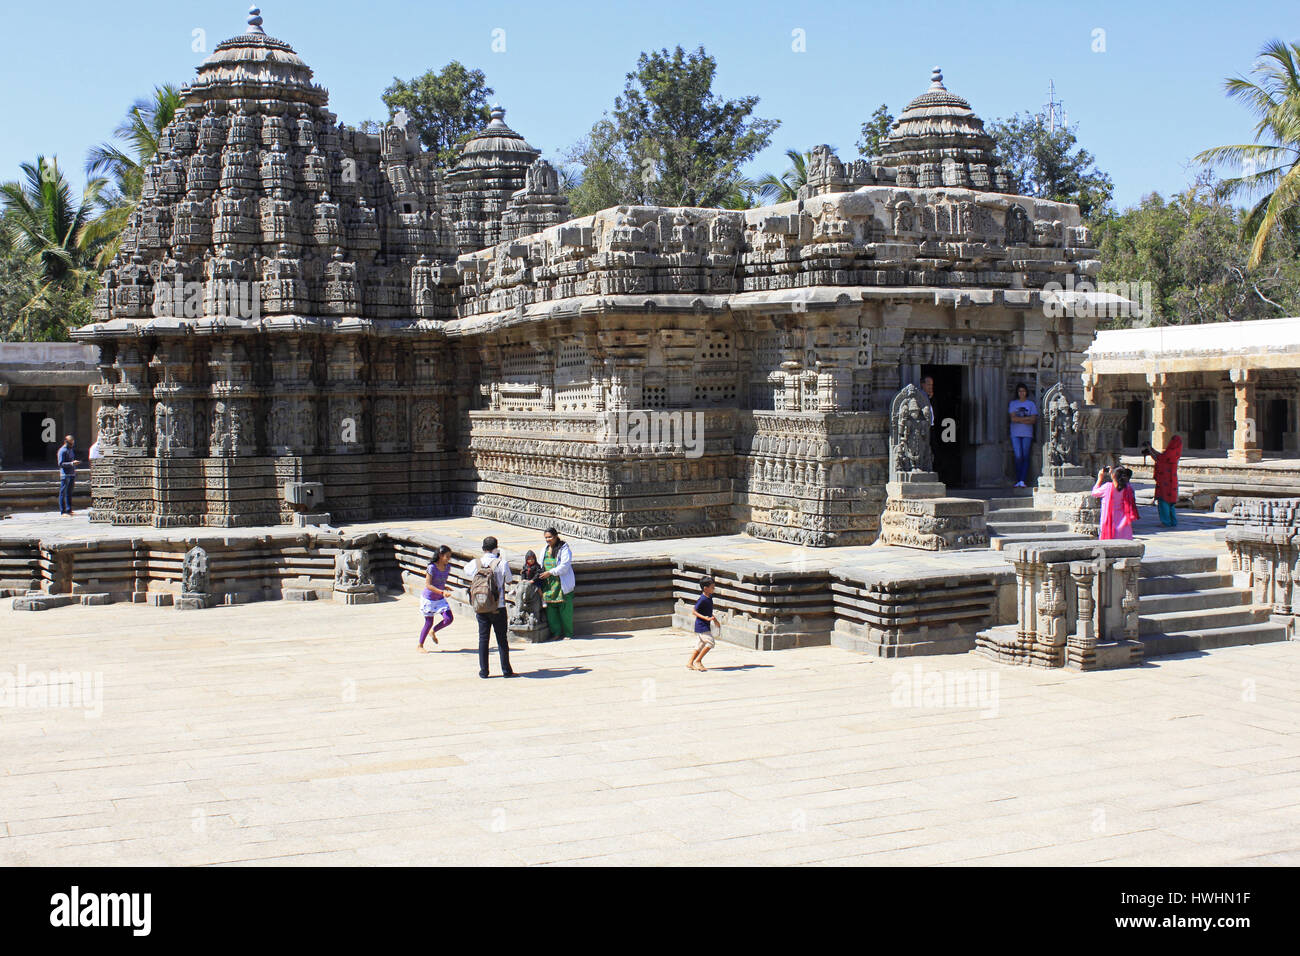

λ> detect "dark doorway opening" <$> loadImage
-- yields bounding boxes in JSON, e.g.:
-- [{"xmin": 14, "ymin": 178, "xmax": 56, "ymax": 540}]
[
  {"xmin": 1187, "ymin": 399, "xmax": 1214, "ymax": 451},
  {"xmin": 1262, "ymin": 398, "xmax": 1287, "ymax": 453},
  {"xmin": 921, "ymin": 364, "xmax": 963, "ymax": 487},
  {"xmin": 1123, "ymin": 398, "xmax": 1143, "ymax": 448},
  {"xmin": 20, "ymin": 412, "xmax": 50, "ymax": 465}
]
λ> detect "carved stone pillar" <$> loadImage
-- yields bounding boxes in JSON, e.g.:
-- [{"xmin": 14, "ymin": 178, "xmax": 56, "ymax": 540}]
[
  {"xmin": 1229, "ymin": 367, "xmax": 1262, "ymax": 462},
  {"xmin": 1146, "ymin": 371, "xmax": 1174, "ymax": 452},
  {"xmin": 1069, "ymin": 560, "xmax": 1097, "ymax": 651},
  {"xmin": 0, "ymin": 382, "xmax": 8, "ymax": 469}
]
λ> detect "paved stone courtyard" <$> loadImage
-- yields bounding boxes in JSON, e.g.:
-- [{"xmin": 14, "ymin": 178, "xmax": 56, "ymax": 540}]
[{"xmin": 3, "ymin": 589, "xmax": 1298, "ymax": 866}]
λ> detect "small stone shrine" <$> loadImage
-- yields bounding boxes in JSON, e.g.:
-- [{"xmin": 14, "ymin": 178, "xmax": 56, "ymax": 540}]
[{"xmin": 976, "ymin": 538, "xmax": 1145, "ymax": 669}]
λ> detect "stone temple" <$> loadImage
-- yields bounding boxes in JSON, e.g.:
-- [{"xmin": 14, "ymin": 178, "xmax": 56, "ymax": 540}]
[{"xmin": 77, "ymin": 10, "xmax": 1112, "ymax": 545}]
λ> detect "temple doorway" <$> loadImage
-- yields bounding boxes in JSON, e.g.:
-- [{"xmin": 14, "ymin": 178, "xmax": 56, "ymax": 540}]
[
  {"xmin": 1261, "ymin": 398, "xmax": 1287, "ymax": 453},
  {"xmin": 1186, "ymin": 399, "xmax": 1214, "ymax": 451},
  {"xmin": 20, "ymin": 412, "xmax": 49, "ymax": 465},
  {"xmin": 922, "ymin": 364, "xmax": 964, "ymax": 487},
  {"xmin": 1123, "ymin": 398, "xmax": 1144, "ymax": 448}
]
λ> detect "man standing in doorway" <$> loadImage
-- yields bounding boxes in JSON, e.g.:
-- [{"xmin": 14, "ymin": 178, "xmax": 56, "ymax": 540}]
[
  {"xmin": 921, "ymin": 376, "xmax": 949, "ymax": 485},
  {"xmin": 464, "ymin": 536, "xmax": 517, "ymax": 678},
  {"xmin": 57, "ymin": 435, "xmax": 80, "ymax": 517}
]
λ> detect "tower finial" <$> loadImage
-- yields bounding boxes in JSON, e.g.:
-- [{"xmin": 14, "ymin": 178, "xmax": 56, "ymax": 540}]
[
  {"xmin": 247, "ymin": 5, "xmax": 265, "ymax": 34},
  {"xmin": 930, "ymin": 66, "xmax": 944, "ymax": 88}
]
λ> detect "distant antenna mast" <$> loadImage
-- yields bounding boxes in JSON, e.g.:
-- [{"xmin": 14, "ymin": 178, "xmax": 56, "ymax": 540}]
[{"xmin": 1042, "ymin": 79, "xmax": 1067, "ymax": 133}]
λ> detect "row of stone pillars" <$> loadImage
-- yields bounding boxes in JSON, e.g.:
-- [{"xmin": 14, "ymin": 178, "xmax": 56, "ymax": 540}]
[{"xmin": 1146, "ymin": 369, "xmax": 1261, "ymax": 462}]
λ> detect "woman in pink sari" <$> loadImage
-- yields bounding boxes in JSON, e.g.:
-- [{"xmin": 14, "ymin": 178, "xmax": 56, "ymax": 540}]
[{"xmin": 1092, "ymin": 466, "xmax": 1139, "ymax": 540}]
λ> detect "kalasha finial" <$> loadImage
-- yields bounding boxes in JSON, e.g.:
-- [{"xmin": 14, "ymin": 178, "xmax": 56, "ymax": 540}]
[
  {"xmin": 247, "ymin": 5, "xmax": 265, "ymax": 34},
  {"xmin": 488, "ymin": 104, "xmax": 506, "ymax": 124},
  {"xmin": 931, "ymin": 66, "xmax": 945, "ymax": 88}
]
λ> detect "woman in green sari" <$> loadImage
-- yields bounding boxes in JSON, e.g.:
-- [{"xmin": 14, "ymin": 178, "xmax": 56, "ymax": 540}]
[{"xmin": 538, "ymin": 527, "xmax": 575, "ymax": 639}]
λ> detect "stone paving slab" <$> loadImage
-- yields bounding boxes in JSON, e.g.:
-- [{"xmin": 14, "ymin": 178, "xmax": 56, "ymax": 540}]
[{"xmin": 2, "ymin": 592, "xmax": 1297, "ymax": 866}]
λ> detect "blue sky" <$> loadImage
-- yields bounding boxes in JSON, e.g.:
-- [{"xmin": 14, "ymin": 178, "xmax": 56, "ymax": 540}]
[{"xmin": 0, "ymin": 0, "xmax": 1293, "ymax": 210}]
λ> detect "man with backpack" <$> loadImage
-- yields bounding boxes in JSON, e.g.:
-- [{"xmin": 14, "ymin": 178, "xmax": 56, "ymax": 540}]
[{"xmin": 464, "ymin": 536, "xmax": 517, "ymax": 679}]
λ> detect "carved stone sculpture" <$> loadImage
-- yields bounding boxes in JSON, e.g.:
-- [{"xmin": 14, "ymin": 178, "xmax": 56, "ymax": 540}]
[
  {"xmin": 889, "ymin": 384, "xmax": 933, "ymax": 478},
  {"xmin": 332, "ymin": 547, "xmax": 377, "ymax": 604}
]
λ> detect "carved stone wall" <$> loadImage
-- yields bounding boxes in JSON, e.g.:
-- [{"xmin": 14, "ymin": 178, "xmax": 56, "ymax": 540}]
[{"xmin": 1226, "ymin": 497, "xmax": 1300, "ymax": 630}]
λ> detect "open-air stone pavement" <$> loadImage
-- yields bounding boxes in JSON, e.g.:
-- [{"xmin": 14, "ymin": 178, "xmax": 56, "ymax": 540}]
[{"xmin": 2, "ymin": 530, "xmax": 1299, "ymax": 866}]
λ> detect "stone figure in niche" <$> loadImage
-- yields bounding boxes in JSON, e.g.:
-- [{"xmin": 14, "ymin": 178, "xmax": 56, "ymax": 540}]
[
  {"xmin": 1043, "ymin": 383, "xmax": 1080, "ymax": 468},
  {"xmin": 889, "ymin": 384, "xmax": 934, "ymax": 476},
  {"xmin": 182, "ymin": 546, "xmax": 209, "ymax": 594},
  {"xmin": 1005, "ymin": 205, "xmax": 1030, "ymax": 245}
]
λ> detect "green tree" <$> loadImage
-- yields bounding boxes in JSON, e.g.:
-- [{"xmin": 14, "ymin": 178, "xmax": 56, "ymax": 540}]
[
  {"xmin": 857, "ymin": 103, "xmax": 894, "ymax": 157},
  {"xmin": 562, "ymin": 117, "xmax": 638, "ymax": 217},
  {"xmin": 0, "ymin": 157, "xmax": 102, "ymax": 340},
  {"xmin": 756, "ymin": 149, "xmax": 810, "ymax": 204},
  {"xmin": 1091, "ymin": 180, "xmax": 1300, "ymax": 327},
  {"xmin": 1195, "ymin": 39, "xmax": 1300, "ymax": 267},
  {"xmin": 82, "ymin": 83, "xmax": 184, "ymax": 269},
  {"xmin": 987, "ymin": 113, "xmax": 1113, "ymax": 218},
  {"xmin": 381, "ymin": 62, "xmax": 494, "ymax": 165},
  {"xmin": 609, "ymin": 46, "xmax": 779, "ymax": 208}
]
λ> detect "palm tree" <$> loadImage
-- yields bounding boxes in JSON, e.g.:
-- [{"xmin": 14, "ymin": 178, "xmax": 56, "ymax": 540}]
[
  {"xmin": 0, "ymin": 156, "xmax": 104, "ymax": 340},
  {"xmin": 1196, "ymin": 40, "xmax": 1300, "ymax": 267},
  {"xmin": 82, "ymin": 83, "xmax": 183, "ymax": 268},
  {"xmin": 1, "ymin": 156, "xmax": 104, "ymax": 284},
  {"xmin": 719, "ymin": 175, "xmax": 760, "ymax": 210},
  {"xmin": 756, "ymin": 149, "xmax": 810, "ymax": 205}
]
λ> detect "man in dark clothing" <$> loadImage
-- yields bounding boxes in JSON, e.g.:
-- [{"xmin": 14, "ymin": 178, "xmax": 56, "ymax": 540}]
[
  {"xmin": 57, "ymin": 435, "xmax": 80, "ymax": 516},
  {"xmin": 464, "ymin": 536, "xmax": 517, "ymax": 678}
]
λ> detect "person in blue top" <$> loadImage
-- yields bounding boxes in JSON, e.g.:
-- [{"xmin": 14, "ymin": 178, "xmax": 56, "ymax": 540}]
[
  {"xmin": 687, "ymin": 576, "xmax": 719, "ymax": 672},
  {"xmin": 56, "ymin": 435, "xmax": 80, "ymax": 516},
  {"xmin": 1007, "ymin": 384, "xmax": 1038, "ymax": 488}
]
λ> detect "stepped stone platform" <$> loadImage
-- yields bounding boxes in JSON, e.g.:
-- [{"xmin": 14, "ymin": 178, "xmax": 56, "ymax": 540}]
[
  {"xmin": 0, "ymin": 468, "xmax": 91, "ymax": 515},
  {"xmin": 4, "ymin": 505, "xmax": 1283, "ymax": 664}
]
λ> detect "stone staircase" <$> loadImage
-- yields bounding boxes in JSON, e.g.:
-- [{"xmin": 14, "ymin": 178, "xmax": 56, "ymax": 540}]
[
  {"xmin": 0, "ymin": 468, "xmax": 91, "ymax": 515},
  {"xmin": 956, "ymin": 487, "xmax": 1079, "ymax": 547},
  {"xmin": 1136, "ymin": 555, "xmax": 1289, "ymax": 658}
]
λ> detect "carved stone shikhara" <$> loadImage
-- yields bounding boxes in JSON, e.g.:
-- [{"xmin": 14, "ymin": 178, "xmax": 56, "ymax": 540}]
[{"xmin": 74, "ymin": 13, "xmax": 1114, "ymax": 546}]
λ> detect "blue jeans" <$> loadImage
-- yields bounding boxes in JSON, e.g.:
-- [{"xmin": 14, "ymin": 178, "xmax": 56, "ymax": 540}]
[
  {"xmin": 58, "ymin": 474, "xmax": 75, "ymax": 513},
  {"xmin": 1011, "ymin": 436, "xmax": 1032, "ymax": 485}
]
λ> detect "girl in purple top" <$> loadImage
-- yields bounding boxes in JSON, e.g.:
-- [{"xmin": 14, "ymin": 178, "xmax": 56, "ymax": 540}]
[{"xmin": 419, "ymin": 545, "xmax": 454, "ymax": 652}]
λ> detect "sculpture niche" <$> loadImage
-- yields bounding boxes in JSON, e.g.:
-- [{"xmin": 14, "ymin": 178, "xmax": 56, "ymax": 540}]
[{"xmin": 878, "ymin": 384, "xmax": 988, "ymax": 551}]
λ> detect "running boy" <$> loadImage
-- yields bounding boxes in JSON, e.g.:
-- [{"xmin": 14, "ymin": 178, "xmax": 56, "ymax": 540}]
[{"xmin": 688, "ymin": 576, "xmax": 719, "ymax": 672}]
